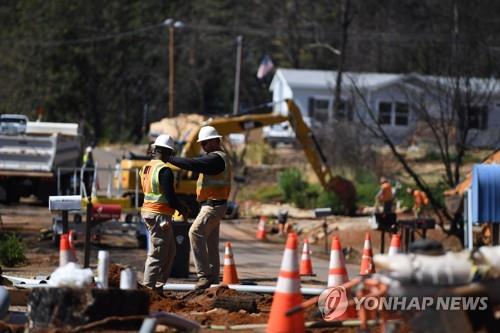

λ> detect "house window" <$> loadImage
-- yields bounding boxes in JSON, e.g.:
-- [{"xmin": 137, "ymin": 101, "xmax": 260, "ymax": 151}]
[
  {"xmin": 395, "ymin": 103, "xmax": 409, "ymax": 126},
  {"xmin": 378, "ymin": 102, "xmax": 392, "ymax": 125},
  {"xmin": 467, "ymin": 106, "xmax": 488, "ymax": 129},
  {"xmin": 313, "ymin": 98, "xmax": 330, "ymax": 122},
  {"xmin": 378, "ymin": 101, "xmax": 409, "ymax": 126}
]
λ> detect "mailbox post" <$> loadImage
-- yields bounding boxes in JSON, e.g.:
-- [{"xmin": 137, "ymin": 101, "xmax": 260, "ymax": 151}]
[
  {"xmin": 314, "ymin": 207, "xmax": 333, "ymax": 254},
  {"xmin": 49, "ymin": 195, "xmax": 82, "ymax": 248}
]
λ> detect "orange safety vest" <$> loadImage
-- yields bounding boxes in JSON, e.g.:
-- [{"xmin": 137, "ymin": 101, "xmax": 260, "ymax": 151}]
[
  {"xmin": 196, "ymin": 151, "xmax": 232, "ymax": 202},
  {"xmin": 379, "ymin": 182, "xmax": 393, "ymax": 202},
  {"xmin": 140, "ymin": 160, "xmax": 175, "ymax": 215},
  {"xmin": 413, "ymin": 190, "xmax": 429, "ymax": 208}
]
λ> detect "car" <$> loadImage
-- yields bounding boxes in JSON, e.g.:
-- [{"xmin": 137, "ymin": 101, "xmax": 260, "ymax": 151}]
[{"xmin": 262, "ymin": 122, "xmax": 296, "ymax": 147}]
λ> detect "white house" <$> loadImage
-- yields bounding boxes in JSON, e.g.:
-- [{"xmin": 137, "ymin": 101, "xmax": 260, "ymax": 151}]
[{"xmin": 269, "ymin": 68, "xmax": 500, "ymax": 147}]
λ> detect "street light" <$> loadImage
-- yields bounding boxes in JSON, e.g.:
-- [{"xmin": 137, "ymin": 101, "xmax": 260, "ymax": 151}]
[{"xmin": 163, "ymin": 18, "xmax": 184, "ymax": 118}]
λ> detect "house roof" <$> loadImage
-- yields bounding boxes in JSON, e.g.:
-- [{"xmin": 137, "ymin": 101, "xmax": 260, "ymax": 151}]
[
  {"xmin": 271, "ymin": 68, "xmax": 403, "ymax": 91},
  {"xmin": 271, "ymin": 68, "xmax": 500, "ymax": 97}
]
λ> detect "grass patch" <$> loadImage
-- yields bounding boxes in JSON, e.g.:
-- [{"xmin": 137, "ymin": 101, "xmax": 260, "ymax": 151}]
[
  {"xmin": 0, "ymin": 233, "xmax": 26, "ymax": 267},
  {"xmin": 237, "ymin": 184, "xmax": 283, "ymax": 203}
]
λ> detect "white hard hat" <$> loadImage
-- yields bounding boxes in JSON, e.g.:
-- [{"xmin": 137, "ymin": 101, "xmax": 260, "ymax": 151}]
[
  {"xmin": 197, "ymin": 126, "xmax": 222, "ymax": 142},
  {"xmin": 152, "ymin": 134, "xmax": 175, "ymax": 150},
  {"xmin": 85, "ymin": 146, "xmax": 93, "ymax": 153}
]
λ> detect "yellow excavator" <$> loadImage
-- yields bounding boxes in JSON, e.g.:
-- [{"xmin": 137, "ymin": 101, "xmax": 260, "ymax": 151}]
[{"xmin": 118, "ymin": 99, "xmax": 357, "ymax": 216}]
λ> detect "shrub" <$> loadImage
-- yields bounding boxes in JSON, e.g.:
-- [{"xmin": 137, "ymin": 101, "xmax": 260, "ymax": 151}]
[
  {"xmin": 278, "ymin": 168, "xmax": 307, "ymax": 203},
  {"xmin": 0, "ymin": 233, "xmax": 26, "ymax": 267},
  {"xmin": 354, "ymin": 173, "xmax": 379, "ymax": 207}
]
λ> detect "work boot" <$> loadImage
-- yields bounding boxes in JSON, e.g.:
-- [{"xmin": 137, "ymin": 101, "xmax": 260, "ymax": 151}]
[{"xmin": 194, "ymin": 277, "xmax": 211, "ymax": 290}]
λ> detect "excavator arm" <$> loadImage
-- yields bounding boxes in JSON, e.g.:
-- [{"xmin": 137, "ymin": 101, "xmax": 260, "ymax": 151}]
[
  {"xmin": 285, "ymin": 100, "xmax": 357, "ymax": 215},
  {"xmin": 180, "ymin": 99, "xmax": 357, "ymax": 214}
]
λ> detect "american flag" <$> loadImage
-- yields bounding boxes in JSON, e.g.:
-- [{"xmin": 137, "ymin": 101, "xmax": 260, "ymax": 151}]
[{"xmin": 256, "ymin": 54, "xmax": 274, "ymax": 79}]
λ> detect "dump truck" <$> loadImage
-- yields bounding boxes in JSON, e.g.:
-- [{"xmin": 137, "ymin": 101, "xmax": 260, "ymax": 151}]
[
  {"xmin": 0, "ymin": 114, "xmax": 81, "ymax": 203},
  {"xmin": 117, "ymin": 99, "xmax": 357, "ymax": 215}
]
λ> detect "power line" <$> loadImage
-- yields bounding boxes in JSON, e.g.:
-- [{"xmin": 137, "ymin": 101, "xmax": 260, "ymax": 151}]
[{"xmin": 1, "ymin": 21, "xmax": 499, "ymax": 48}]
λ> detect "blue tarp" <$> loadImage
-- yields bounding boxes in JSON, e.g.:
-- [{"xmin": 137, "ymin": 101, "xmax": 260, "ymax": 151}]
[{"xmin": 471, "ymin": 164, "xmax": 500, "ymax": 224}]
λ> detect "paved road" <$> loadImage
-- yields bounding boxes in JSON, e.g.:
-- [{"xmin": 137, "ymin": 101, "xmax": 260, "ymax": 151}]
[{"xmin": 219, "ymin": 220, "xmax": 359, "ymax": 287}]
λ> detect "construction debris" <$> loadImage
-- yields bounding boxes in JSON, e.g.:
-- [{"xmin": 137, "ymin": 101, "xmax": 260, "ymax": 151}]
[{"xmin": 149, "ymin": 113, "xmax": 205, "ymax": 140}]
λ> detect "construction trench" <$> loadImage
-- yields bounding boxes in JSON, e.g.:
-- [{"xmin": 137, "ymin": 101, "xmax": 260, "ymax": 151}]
[{"xmin": 0, "ymin": 142, "xmax": 500, "ymax": 332}]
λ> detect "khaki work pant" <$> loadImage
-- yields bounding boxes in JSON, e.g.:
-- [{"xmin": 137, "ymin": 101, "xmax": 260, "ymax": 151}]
[
  {"xmin": 142, "ymin": 214, "xmax": 176, "ymax": 289},
  {"xmin": 189, "ymin": 204, "xmax": 227, "ymax": 282}
]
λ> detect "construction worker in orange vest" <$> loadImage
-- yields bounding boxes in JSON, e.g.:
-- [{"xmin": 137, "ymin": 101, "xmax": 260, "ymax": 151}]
[
  {"xmin": 140, "ymin": 134, "xmax": 188, "ymax": 292},
  {"xmin": 376, "ymin": 177, "xmax": 394, "ymax": 213},
  {"xmin": 168, "ymin": 126, "xmax": 232, "ymax": 290},
  {"xmin": 407, "ymin": 188, "xmax": 429, "ymax": 218}
]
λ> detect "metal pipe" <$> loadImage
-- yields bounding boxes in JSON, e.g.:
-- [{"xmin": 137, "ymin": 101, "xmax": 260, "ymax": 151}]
[
  {"xmin": 162, "ymin": 283, "xmax": 324, "ymax": 295},
  {"xmin": 140, "ymin": 312, "xmax": 200, "ymax": 333}
]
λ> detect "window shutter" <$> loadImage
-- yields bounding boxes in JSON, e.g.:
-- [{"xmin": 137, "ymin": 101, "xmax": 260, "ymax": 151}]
[{"xmin": 308, "ymin": 97, "xmax": 315, "ymax": 118}]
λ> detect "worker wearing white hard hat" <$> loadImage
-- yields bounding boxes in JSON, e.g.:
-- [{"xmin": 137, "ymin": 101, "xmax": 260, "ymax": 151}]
[
  {"xmin": 197, "ymin": 126, "xmax": 222, "ymax": 142},
  {"xmin": 140, "ymin": 134, "xmax": 188, "ymax": 292},
  {"xmin": 168, "ymin": 125, "xmax": 232, "ymax": 290}
]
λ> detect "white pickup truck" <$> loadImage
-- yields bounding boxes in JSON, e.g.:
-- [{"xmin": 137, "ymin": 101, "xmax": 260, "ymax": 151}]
[{"xmin": 0, "ymin": 114, "xmax": 81, "ymax": 203}]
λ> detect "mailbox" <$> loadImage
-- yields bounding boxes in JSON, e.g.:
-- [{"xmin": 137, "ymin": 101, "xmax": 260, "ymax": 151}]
[{"xmin": 49, "ymin": 195, "xmax": 82, "ymax": 211}]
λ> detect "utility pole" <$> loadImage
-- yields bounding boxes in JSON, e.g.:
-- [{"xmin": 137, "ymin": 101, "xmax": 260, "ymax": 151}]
[
  {"xmin": 164, "ymin": 18, "xmax": 183, "ymax": 118},
  {"xmin": 233, "ymin": 36, "xmax": 243, "ymax": 115},
  {"xmin": 168, "ymin": 25, "xmax": 175, "ymax": 118}
]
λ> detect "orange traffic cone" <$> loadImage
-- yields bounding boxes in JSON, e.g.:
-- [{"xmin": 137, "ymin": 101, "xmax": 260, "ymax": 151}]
[
  {"xmin": 68, "ymin": 230, "xmax": 77, "ymax": 261},
  {"xmin": 222, "ymin": 242, "xmax": 239, "ymax": 284},
  {"xmin": 388, "ymin": 234, "xmax": 401, "ymax": 256},
  {"xmin": 359, "ymin": 233, "xmax": 375, "ymax": 275},
  {"xmin": 327, "ymin": 236, "xmax": 357, "ymax": 320},
  {"xmin": 256, "ymin": 216, "xmax": 267, "ymax": 240},
  {"xmin": 299, "ymin": 239, "xmax": 314, "ymax": 276},
  {"xmin": 267, "ymin": 233, "xmax": 304, "ymax": 333},
  {"xmin": 328, "ymin": 236, "xmax": 349, "ymax": 287},
  {"xmin": 59, "ymin": 233, "xmax": 76, "ymax": 267}
]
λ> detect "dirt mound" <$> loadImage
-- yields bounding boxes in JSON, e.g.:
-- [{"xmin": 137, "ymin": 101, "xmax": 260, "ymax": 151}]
[{"xmin": 148, "ymin": 285, "xmax": 326, "ymax": 327}]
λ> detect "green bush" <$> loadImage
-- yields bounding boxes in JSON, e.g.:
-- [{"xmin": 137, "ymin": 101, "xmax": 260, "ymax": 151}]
[
  {"xmin": 0, "ymin": 233, "xmax": 26, "ymax": 267},
  {"xmin": 278, "ymin": 168, "xmax": 307, "ymax": 202},
  {"xmin": 316, "ymin": 186, "xmax": 343, "ymax": 213},
  {"xmin": 256, "ymin": 184, "xmax": 283, "ymax": 202},
  {"xmin": 354, "ymin": 173, "xmax": 379, "ymax": 207}
]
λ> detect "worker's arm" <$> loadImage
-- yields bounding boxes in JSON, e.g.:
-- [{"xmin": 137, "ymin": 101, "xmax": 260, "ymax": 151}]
[
  {"xmin": 169, "ymin": 154, "xmax": 225, "ymax": 175},
  {"xmin": 159, "ymin": 167, "xmax": 187, "ymax": 215}
]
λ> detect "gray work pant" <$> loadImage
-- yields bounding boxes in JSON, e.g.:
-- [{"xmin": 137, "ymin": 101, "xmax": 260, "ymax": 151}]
[
  {"xmin": 189, "ymin": 204, "xmax": 227, "ymax": 282},
  {"xmin": 142, "ymin": 214, "xmax": 176, "ymax": 289}
]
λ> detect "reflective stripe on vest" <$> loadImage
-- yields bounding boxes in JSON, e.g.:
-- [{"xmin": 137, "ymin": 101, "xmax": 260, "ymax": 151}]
[
  {"xmin": 140, "ymin": 160, "xmax": 175, "ymax": 215},
  {"xmin": 196, "ymin": 151, "xmax": 232, "ymax": 202}
]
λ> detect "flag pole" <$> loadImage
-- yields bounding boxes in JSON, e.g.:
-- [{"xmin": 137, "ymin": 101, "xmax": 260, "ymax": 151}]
[{"xmin": 233, "ymin": 36, "xmax": 243, "ymax": 115}]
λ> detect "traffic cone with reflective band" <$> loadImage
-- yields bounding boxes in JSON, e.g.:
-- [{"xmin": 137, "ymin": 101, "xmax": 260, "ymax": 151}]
[
  {"xmin": 299, "ymin": 239, "xmax": 314, "ymax": 276},
  {"xmin": 327, "ymin": 236, "xmax": 357, "ymax": 320},
  {"xmin": 59, "ymin": 233, "xmax": 76, "ymax": 267},
  {"xmin": 327, "ymin": 236, "xmax": 349, "ymax": 287},
  {"xmin": 222, "ymin": 242, "xmax": 239, "ymax": 284},
  {"xmin": 388, "ymin": 234, "xmax": 401, "ymax": 256},
  {"xmin": 256, "ymin": 216, "xmax": 267, "ymax": 240},
  {"xmin": 68, "ymin": 230, "xmax": 77, "ymax": 261},
  {"xmin": 359, "ymin": 233, "xmax": 375, "ymax": 275},
  {"xmin": 267, "ymin": 233, "xmax": 304, "ymax": 333}
]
